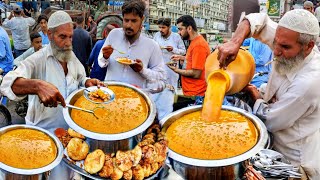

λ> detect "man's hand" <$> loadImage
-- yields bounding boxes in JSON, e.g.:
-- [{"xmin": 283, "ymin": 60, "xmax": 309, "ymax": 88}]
[
  {"xmin": 8, "ymin": 11, "xmax": 14, "ymax": 19},
  {"xmin": 130, "ymin": 59, "xmax": 143, "ymax": 72},
  {"xmin": 102, "ymin": 45, "xmax": 113, "ymax": 59},
  {"xmin": 36, "ymin": 81, "xmax": 66, "ymax": 108},
  {"xmin": 166, "ymin": 46, "xmax": 173, "ymax": 52},
  {"xmin": 242, "ymin": 84, "xmax": 261, "ymax": 103},
  {"xmin": 85, "ymin": 78, "xmax": 106, "ymax": 88},
  {"xmin": 167, "ymin": 63, "xmax": 177, "ymax": 72},
  {"xmin": 217, "ymin": 41, "xmax": 241, "ymax": 69},
  {"xmin": 170, "ymin": 54, "xmax": 184, "ymax": 61}
]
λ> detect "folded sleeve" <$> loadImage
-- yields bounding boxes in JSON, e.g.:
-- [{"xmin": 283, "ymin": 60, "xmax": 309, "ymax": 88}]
[{"xmin": 244, "ymin": 13, "xmax": 278, "ymax": 50}]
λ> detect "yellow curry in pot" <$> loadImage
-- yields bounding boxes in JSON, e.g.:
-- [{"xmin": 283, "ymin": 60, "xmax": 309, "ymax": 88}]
[
  {"xmin": 0, "ymin": 129, "xmax": 57, "ymax": 169},
  {"xmin": 166, "ymin": 110, "xmax": 258, "ymax": 160},
  {"xmin": 71, "ymin": 85, "xmax": 149, "ymax": 134}
]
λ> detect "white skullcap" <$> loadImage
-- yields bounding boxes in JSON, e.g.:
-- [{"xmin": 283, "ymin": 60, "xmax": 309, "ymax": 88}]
[
  {"xmin": 304, "ymin": 1, "xmax": 314, "ymax": 7},
  {"xmin": 278, "ymin": 9, "xmax": 319, "ymax": 36},
  {"xmin": 48, "ymin": 11, "xmax": 72, "ymax": 29}
]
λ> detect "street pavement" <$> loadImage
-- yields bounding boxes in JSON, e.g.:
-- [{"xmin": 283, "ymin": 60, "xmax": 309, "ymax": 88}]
[{"xmin": 7, "ymin": 100, "xmax": 25, "ymax": 125}]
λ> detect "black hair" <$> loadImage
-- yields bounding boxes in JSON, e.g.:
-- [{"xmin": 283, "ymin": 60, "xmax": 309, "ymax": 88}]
[
  {"xmin": 176, "ymin": 15, "xmax": 197, "ymax": 32},
  {"xmin": 157, "ymin": 18, "xmax": 171, "ymax": 27},
  {"xmin": 122, "ymin": 0, "xmax": 145, "ymax": 18},
  {"xmin": 30, "ymin": 32, "xmax": 41, "ymax": 42},
  {"xmin": 37, "ymin": 14, "xmax": 48, "ymax": 24},
  {"xmin": 75, "ymin": 16, "xmax": 84, "ymax": 24}
]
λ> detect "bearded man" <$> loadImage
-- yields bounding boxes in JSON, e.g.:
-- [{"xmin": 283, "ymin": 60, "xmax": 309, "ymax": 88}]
[
  {"xmin": 98, "ymin": 0, "xmax": 166, "ymax": 93},
  {"xmin": 152, "ymin": 18, "xmax": 186, "ymax": 120},
  {"xmin": 0, "ymin": 11, "xmax": 103, "ymax": 132},
  {"xmin": 167, "ymin": 15, "xmax": 210, "ymax": 105},
  {"xmin": 218, "ymin": 9, "xmax": 320, "ymax": 179}
]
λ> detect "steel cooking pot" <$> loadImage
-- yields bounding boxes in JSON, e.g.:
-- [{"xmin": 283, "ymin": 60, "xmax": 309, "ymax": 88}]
[
  {"xmin": 63, "ymin": 82, "xmax": 157, "ymax": 153},
  {"xmin": 0, "ymin": 125, "xmax": 63, "ymax": 180},
  {"xmin": 160, "ymin": 105, "xmax": 268, "ymax": 180}
]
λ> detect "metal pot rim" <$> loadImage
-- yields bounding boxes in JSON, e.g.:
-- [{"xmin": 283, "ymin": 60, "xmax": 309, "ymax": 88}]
[
  {"xmin": 63, "ymin": 81, "xmax": 156, "ymax": 141},
  {"xmin": 160, "ymin": 105, "xmax": 268, "ymax": 167},
  {"xmin": 0, "ymin": 125, "xmax": 64, "ymax": 175}
]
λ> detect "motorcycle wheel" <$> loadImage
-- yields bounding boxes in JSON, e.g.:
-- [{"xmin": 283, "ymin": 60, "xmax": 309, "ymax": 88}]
[{"xmin": 0, "ymin": 105, "xmax": 12, "ymax": 128}]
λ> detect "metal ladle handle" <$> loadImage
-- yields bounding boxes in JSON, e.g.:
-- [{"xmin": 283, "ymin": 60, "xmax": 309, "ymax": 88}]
[{"xmin": 65, "ymin": 104, "xmax": 94, "ymax": 114}]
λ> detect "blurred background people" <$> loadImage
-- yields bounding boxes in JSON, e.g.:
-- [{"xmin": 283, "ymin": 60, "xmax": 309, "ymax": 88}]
[
  {"xmin": 153, "ymin": 17, "xmax": 186, "ymax": 120},
  {"xmin": 2, "ymin": 5, "xmax": 35, "ymax": 57},
  {"xmin": 88, "ymin": 24, "xmax": 115, "ymax": 81},
  {"xmin": 37, "ymin": 14, "xmax": 49, "ymax": 45},
  {"xmin": 14, "ymin": 32, "xmax": 43, "ymax": 66},
  {"xmin": 72, "ymin": 16, "xmax": 92, "ymax": 76}
]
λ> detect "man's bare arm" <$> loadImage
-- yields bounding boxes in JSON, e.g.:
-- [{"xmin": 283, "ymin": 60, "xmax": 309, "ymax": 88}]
[
  {"xmin": 12, "ymin": 78, "xmax": 66, "ymax": 107},
  {"xmin": 218, "ymin": 19, "xmax": 251, "ymax": 68},
  {"xmin": 173, "ymin": 68, "xmax": 202, "ymax": 79}
]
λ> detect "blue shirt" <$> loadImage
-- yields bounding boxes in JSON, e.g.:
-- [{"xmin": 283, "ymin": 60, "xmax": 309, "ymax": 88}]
[
  {"xmin": 0, "ymin": 27, "xmax": 14, "ymax": 75},
  {"xmin": 39, "ymin": 31, "xmax": 49, "ymax": 45},
  {"xmin": 88, "ymin": 39, "xmax": 107, "ymax": 81},
  {"xmin": 243, "ymin": 38, "xmax": 273, "ymax": 87}
]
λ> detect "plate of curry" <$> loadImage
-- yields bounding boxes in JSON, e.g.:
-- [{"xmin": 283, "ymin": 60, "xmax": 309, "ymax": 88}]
[{"xmin": 70, "ymin": 85, "xmax": 149, "ymax": 134}]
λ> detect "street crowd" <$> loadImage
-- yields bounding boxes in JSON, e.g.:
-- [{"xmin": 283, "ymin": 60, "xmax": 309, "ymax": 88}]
[{"xmin": 1, "ymin": 0, "xmax": 320, "ymax": 179}]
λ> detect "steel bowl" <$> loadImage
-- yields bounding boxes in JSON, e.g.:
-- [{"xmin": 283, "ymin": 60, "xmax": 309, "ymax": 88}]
[
  {"xmin": 0, "ymin": 125, "xmax": 64, "ymax": 180},
  {"xmin": 63, "ymin": 81, "xmax": 157, "ymax": 153},
  {"xmin": 160, "ymin": 105, "xmax": 268, "ymax": 180}
]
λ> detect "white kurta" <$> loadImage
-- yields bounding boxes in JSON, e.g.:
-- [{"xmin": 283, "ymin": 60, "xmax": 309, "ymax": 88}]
[
  {"xmin": 246, "ymin": 13, "xmax": 320, "ymax": 178},
  {"xmin": 0, "ymin": 45, "xmax": 88, "ymax": 132},
  {"xmin": 98, "ymin": 28, "xmax": 166, "ymax": 90}
]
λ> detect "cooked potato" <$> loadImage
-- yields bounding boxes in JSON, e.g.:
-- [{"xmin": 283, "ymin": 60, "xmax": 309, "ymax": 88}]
[
  {"xmin": 68, "ymin": 128, "xmax": 85, "ymax": 139},
  {"xmin": 84, "ymin": 149, "xmax": 106, "ymax": 174},
  {"xmin": 67, "ymin": 138, "xmax": 89, "ymax": 160}
]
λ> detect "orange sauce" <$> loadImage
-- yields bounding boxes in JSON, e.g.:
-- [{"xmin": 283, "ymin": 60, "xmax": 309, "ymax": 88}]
[
  {"xmin": 71, "ymin": 85, "xmax": 149, "ymax": 134},
  {"xmin": 166, "ymin": 110, "xmax": 258, "ymax": 160},
  {"xmin": 202, "ymin": 71, "xmax": 229, "ymax": 121},
  {"xmin": 0, "ymin": 129, "xmax": 57, "ymax": 169}
]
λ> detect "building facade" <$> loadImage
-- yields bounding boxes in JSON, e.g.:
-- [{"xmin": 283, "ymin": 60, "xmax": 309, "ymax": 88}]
[{"xmin": 148, "ymin": 0, "xmax": 231, "ymax": 33}]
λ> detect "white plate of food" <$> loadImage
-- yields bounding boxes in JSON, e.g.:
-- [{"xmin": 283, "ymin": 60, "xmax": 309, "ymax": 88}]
[{"xmin": 116, "ymin": 57, "xmax": 136, "ymax": 65}]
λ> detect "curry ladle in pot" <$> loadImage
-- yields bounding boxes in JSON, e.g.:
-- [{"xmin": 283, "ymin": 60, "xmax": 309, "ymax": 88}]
[{"xmin": 59, "ymin": 102, "xmax": 104, "ymax": 119}]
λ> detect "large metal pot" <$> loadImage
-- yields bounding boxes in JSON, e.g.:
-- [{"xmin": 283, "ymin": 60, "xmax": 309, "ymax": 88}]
[
  {"xmin": 63, "ymin": 82, "xmax": 156, "ymax": 153},
  {"xmin": 160, "ymin": 105, "xmax": 268, "ymax": 180},
  {"xmin": 0, "ymin": 125, "xmax": 64, "ymax": 180}
]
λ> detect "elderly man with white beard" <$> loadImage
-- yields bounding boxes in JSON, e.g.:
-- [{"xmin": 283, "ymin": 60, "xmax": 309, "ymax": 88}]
[
  {"xmin": 0, "ymin": 10, "xmax": 104, "ymax": 179},
  {"xmin": 217, "ymin": 9, "xmax": 320, "ymax": 179}
]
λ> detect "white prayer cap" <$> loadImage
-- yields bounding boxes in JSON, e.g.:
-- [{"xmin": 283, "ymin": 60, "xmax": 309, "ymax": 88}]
[
  {"xmin": 278, "ymin": 9, "xmax": 319, "ymax": 36},
  {"xmin": 48, "ymin": 11, "xmax": 72, "ymax": 29},
  {"xmin": 304, "ymin": 1, "xmax": 314, "ymax": 8}
]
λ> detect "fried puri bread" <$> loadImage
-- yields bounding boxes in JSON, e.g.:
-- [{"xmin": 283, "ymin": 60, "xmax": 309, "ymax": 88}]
[
  {"xmin": 67, "ymin": 138, "xmax": 89, "ymax": 160},
  {"xmin": 84, "ymin": 149, "xmax": 106, "ymax": 174},
  {"xmin": 67, "ymin": 128, "xmax": 85, "ymax": 139}
]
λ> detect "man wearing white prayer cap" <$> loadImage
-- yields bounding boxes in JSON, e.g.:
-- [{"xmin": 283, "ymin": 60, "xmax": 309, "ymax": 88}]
[
  {"xmin": 304, "ymin": 1, "xmax": 314, "ymax": 14},
  {"xmin": 218, "ymin": 9, "xmax": 320, "ymax": 179},
  {"xmin": 0, "ymin": 10, "xmax": 104, "ymax": 179}
]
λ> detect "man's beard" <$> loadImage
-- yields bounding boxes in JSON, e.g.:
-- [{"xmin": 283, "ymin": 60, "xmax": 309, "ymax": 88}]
[
  {"xmin": 160, "ymin": 31, "xmax": 167, "ymax": 37},
  {"xmin": 274, "ymin": 50, "xmax": 305, "ymax": 75},
  {"xmin": 50, "ymin": 40, "xmax": 73, "ymax": 63},
  {"xmin": 181, "ymin": 33, "xmax": 189, "ymax": 40}
]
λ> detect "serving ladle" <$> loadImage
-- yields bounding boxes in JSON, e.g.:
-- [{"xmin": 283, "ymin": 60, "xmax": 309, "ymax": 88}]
[{"xmin": 59, "ymin": 102, "xmax": 104, "ymax": 119}]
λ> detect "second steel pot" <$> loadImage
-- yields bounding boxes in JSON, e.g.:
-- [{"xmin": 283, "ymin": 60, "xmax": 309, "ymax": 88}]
[{"xmin": 160, "ymin": 105, "xmax": 268, "ymax": 180}]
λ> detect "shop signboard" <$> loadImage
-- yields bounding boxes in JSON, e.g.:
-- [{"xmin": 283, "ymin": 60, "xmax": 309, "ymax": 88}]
[{"xmin": 268, "ymin": 0, "xmax": 281, "ymax": 17}]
